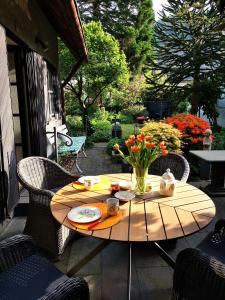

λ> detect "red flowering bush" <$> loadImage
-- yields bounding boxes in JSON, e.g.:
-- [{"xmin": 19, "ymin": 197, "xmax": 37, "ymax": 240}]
[{"xmin": 166, "ymin": 114, "xmax": 211, "ymax": 150}]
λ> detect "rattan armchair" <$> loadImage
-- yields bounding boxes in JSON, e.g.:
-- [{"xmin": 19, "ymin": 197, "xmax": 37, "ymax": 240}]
[
  {"xmin": 0, "ymin": 234, "xmax": 89, "ymax": 300},
  {"xmin": 149, "ymin": 152, "xmax": 190, "ymax": 182},
  {"xmin": 172, "ymin": 219, "xmax": 225, "ymax": 300},
  {"xmin": 17, "ymin": 156, "xmax": 79, "ymax": 256}
]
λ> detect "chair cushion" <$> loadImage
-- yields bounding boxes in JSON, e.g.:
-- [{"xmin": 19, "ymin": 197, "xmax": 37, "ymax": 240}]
[
  {"xmin": 197, "ymin": 232, "xmax": 225, "ymax": 264},
  {"xmin": 0, "ymin": 255, "xmax": 68, "ymax": 300}
]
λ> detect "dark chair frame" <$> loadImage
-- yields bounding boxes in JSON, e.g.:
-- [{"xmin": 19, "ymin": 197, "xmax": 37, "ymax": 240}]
[
  {"xmin": 149, "ymin": 152, "xmax": 190, "ymax": 182},
  {"xmin": 172, "ymin": 219, "xmax": 225, "ymax": 300},
  {"xmin": 17, "ymin": 156, "xmax": 79, "ymax": 256},
  {"xmin": 0, "ymin": 234, "xmax": 89, "ymax": 300}
]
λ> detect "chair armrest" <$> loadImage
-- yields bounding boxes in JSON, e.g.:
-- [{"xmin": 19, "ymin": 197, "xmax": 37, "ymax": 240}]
[
  {"xmin": 172, "ymin": 248, "xmax": 225, "ymax": 300},
  {"xmin": 17, "ymin": 171, "xmax": 54, "ymax": 198},
  {"xmin": 40, "ymin": 277, "xmax": 89, "ymax": 300},
  {"xmin": 0, "ymin": 234, "xmax": 36, "ymax": 272}
]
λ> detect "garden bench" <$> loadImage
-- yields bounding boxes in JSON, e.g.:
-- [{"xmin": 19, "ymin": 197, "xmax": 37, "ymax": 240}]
[{"xmin": 46, "ymin": 125, "xmax": 87, "ymax": 173}]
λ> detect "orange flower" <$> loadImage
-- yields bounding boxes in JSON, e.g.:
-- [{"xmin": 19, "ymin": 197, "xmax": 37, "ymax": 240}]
[
  {"xmin": 145, "ymin": 135, "xmax": 151, "ymax": 141},
  {"xmin": 137, "ymin": 134, "xmax": 145, "ymax": 142},
  {"xmin": 131, "ymin": 146, "xmax": 141, "ymax": 153},
  {"xmin": 145, "ymin": 142, "xmax": 155, "ymax": 149},
  {"xmin": 113, "ymin": 144, "xmax": 120, "ymax": 150},
  {"xmin": 159, "ymin": 142, "xmax": 166, "ymax": 149},
  {"xmin": 161, "ymin": 149, "xmax": 168, "ymax": 156},
  {"xmin": 129, "ymin": 135, "xmax": 135, "ymax": 141},
  {"xmin": 191, "ymin": 138, "xmax": 198, "ymax": 144},
  {"xmin": 125, "ymin": 139, "xmax": 134, "ymax": 146}
]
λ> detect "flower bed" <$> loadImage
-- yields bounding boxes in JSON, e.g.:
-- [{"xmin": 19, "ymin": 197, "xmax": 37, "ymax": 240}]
[
  {"xmin": 140, "ymin": 121, "xmax": 181, "ymax": 153},
  {"xmin": 166, "ymin": 114, "xmax": 211, "ymax": 151}
]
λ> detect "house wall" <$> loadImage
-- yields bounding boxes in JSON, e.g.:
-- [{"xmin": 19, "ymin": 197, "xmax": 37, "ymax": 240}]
[
  {"xmin": 0, "ymin": 0, "xmax": 58, "ymax": 68},
  {"xmin": 0, "ymin": 25, "xmax": 19, "ymax": 212}
]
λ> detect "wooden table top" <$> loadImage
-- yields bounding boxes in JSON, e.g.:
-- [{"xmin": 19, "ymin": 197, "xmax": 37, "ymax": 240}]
[{"xmin": 51, "ymin": 173, "xmax": 216, "ymax": 242}]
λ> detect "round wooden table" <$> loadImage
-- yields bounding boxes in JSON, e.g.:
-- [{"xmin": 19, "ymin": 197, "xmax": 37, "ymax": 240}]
[
  {"xmin": 51, "ymin": 173, "xmax": 216, "ymax": 242},
  {"xmin": 51, "ymin": 173, "xmax": 216, "ymax": 299}
]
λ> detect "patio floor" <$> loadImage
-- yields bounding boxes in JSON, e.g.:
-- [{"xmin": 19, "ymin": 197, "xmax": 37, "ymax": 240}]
[{"xmin": 1, "ymin": 143, "xmax": 225, "ymax": 300}]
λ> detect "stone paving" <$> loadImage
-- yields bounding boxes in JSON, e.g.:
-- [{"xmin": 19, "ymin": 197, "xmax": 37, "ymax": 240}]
[
  {"xmin": 54, "ymin": 143, "xmax": 224, "ymax": 300},
  {"xmin": 1, "ymin": 143, "xmax": 225, "ymax": 300}
]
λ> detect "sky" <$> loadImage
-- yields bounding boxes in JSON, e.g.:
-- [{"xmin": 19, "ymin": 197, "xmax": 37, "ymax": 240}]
[{"xmin": 153, "ymin": 0, "xmax": 168, "ymax": 19}]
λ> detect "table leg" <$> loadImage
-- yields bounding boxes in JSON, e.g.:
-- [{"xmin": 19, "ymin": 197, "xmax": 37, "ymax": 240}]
[
  {"xmin": 127, "ymin": 242, "xmax": 132, "ymax": 300},
  {"xmin": 153, "ymin": 242, "xmax": 175, "ymax": 269},
  {"xmin": 204, "ymin": 162, "xmax": 225, "ymax": 196}
]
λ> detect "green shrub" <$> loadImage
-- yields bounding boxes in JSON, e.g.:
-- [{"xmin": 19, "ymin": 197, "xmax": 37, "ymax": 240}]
[
  {"xmin": 141, "ymin": 121, "xmax": 181, "ymax": 153},
  {"xmin": 106, "ymin": 137, "xmax": 128, "ymax": 155},
  {"xmin": 90, "ymin": 119, "xmax": 112, "ymax": 142},
  {"xmin": 92, "ymin": 108, "xmax": 111, "ymax": 121},
  {"xmin": 121, "ymin": 105, "xmax": 148, "ymax": 120},
  {"xmin": 66, "ymin": 115, "xmax": 84, "ymax": 136},
  {"xmin": 107, "ymin": 137, "xmax": 123, "ymax": 155},
  {"xmin": 119, "ymin": 114, "xmax": 134, "ymax": 124},
  {"xmin": 212, "ymin": 129, "xmax": 225, "ymax": 150}
]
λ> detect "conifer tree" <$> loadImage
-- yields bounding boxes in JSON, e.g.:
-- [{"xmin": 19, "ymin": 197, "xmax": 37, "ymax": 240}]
[
  {"xmin": 77, "ymin": 0, "xmax": 155, "ymax": 74},
  {"xmin": 145, "ymin": 0, "xmax": 225, "ymax": 118}
]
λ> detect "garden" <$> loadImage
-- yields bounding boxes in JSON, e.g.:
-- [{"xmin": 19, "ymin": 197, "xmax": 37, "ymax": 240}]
[{"xmin": 59, "ymin": 0, "xmax": 225, "ymax": 180}]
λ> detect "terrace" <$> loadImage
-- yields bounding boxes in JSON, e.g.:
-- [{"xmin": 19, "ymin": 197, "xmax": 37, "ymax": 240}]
[
  {"xmin": 0, "ymin": 1, "xmax": 225, "ymax": 300},
  {"xmin": 1, "ymin": 143, "xmax": 225, "ymax": 299}
]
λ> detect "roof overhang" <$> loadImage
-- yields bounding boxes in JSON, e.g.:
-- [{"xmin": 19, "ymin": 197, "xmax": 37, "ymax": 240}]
[{"xmin": 38, "ymin": 0, "xmax": 88, "ymax": 62}]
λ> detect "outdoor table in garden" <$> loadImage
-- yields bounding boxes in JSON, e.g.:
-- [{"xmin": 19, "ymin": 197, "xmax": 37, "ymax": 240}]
[
  {"xmin": 190, "ymin": 150, "xmax": 225, "ymax": 196},
  {"xmin": 50, "ymin": 173, "xmax": 215, "ymax": 300}
]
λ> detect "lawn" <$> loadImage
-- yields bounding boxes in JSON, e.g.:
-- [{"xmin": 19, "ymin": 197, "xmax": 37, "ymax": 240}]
[{"xmin": 121, "ymin": 124, "xmax": 135, "ymax": 138}]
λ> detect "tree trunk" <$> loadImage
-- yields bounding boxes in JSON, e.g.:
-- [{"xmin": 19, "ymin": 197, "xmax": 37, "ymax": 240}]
[
  {"xmin": 190, "ymin": 66, "xmax": 200, "ymax": 115},
  {"xmin": 81, "ymin": 107, "xmax": 94, "ymax": 136}
]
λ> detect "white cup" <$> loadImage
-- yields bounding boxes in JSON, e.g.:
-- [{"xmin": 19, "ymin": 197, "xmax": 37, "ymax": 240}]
[{"xmin": 106, "ymin": 198, "xmax": 119, "ymax": 216}]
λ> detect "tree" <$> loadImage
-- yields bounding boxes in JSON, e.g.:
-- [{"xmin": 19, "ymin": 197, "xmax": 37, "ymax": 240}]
[
  {"xmin": 77, "ymin": 0, "xmax": 155, "ymax": 74},
  {"xmin": 145, "ymin": 0, "xmax": 225, "ymax": 121},
  {"xmin": 59, "ymin": 21, "xmax": 129, "ymax": 133}
]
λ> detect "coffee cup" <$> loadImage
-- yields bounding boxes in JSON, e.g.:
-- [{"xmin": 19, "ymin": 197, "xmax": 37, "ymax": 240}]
[{"xmin": 106, "ymin": 198, "xmax": 119, "ymax": 216}]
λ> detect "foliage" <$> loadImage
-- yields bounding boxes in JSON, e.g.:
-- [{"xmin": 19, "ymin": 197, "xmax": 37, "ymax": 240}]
[
  {"xmin": 109, "ymin": 75, "xmax": 147, "ymax": 110},
  {"xmin": 121, "ymin": 105, "xmax": 148, "ymax": 121},
  {"xmin": 92, "ymin": 108, "xmax": 112, "ymax": 122},
  {"xmin": 188, "ymin": 80, "xmax": 221, "ymax": 124},
  {"xmin": 121, "ymin": 124, "xmax": 135, "ymax": 138},
  {"xmin": 77, "ymin": 0, "xmax": 155, "ymax": 74},
  {"xmin": 66, "ymin": 115, "xmax": 84, "ymax": 136},
  {"xmin": 140, "ymin": 122, "xmax": 181, "ymax": 153},
  {"xmin": 59, "ymin": 21, "xmax": 129, "ymax": 132},
  {"xmin": 64, "ymin": 91, "xmax": 80, "ymax": 115},
  {"xmin": 113, "ymin": 133, "xmax": 168, "ymax": 170},
  {"xmin": 145, "ymin": 0, "xmax": 225, "ymax": 117},
  {"xmin": 212, "ymin": 129, "xmax": 225, "ymax": 149},
  {"xmin": 106, "ymin": 137, "xmax": 126, "ymax": 155},
  {"xmin": 90, "ymin": 119, "xmax": 112, "ymax": 142},
  {"xmin": 166, "ymin": 114, "xmax": 211, "ymax": 150}
]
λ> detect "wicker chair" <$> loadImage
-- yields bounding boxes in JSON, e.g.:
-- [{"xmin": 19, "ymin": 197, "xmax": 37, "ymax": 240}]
[
  {"xmin": 171, "ymin": 219, "xmax": 225, "ymax": 300},
  {"xmin": 149, "ymin": 152, "xmax": 190, "ymax": 182},
  {"xmin": 0, "ymin": 234, "xmax": 89, "ymax": 300},
  {"xmin": 17, "ymin": 156, "xmax": 79, "ymax": 256}
]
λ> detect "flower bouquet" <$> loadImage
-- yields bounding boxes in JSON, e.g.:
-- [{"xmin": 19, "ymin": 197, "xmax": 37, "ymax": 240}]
[{"xmin": 114, "ymin": 133, "xmax": 168, "ymax": 195}]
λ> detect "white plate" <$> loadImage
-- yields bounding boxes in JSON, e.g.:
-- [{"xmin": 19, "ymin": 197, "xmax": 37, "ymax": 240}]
[
  {"xmin": 115, "ymin": 191, "xmax": 135, "ymax": 202},
  {"xmin": 67, "ymin": 206, "xmax": 102, "ymax": 223},
  {"xmin": 78, "ymin": 176, "xmax": 101, "ymax": 184}
]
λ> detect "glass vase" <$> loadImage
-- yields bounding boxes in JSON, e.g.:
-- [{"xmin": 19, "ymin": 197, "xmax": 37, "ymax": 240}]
[{"xmin": 133, "ymin": 167, "xmax": 148, "ymax": 195}]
